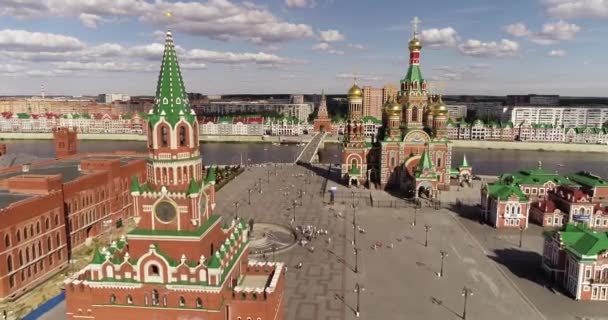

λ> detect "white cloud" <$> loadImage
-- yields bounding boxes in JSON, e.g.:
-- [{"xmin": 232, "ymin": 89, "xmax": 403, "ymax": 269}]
[
  {"xmin": 419, "ymin": 27, "xmax": 459, "ymax": 48},
  {"xmin": 184, "ymin": 49, "xmax": 295, "ymax": 65},
  {"xmin": 548, "ymin": 49, "xmax": 567, "ymax": 57},
  {"xmin": 328, "ymin": 49, "xmax": 344, "ymax": 55},
  {"xmin": 285, "ymin": 0, "xmax": 316, "ymax": 8},
  {"xmin": 458, "ymin": 39, "xmax": 520, "ymax": 57},
  {"xmin": 54, "ymin": 61, "xmax": 154, "ymax": 72},
  {"xmin": 347, "ymin": 43, "xmax": 367, "ymax": 50},
  {"xmin": 0, "ymin": 0, "xmax": 314, "ymax": 44},
  {"xmin": 0, "ymin": 63, "xmax": 27, "ymax": 74},
  {"xmin": 504, "ymin": 21, "xmax": 580, "ymax": 45},
  {"xmin": 79, "ymin": 13, "xmax": 105, "ymax": 28},
  {"xmin": 180, "ymin": 63, "xmax": 207, "ymax": 70},
  {"xmin": 504, "ymin": 23, "xmax": 531, "ymax": 37},
  {"xmin": 319, "ymin": 29, "xmax": 345, "ymax": 42},
  {"xmin": 0, "ymin": 29, "xmax": 85, "ymax": 51},
  {"xmin": 312, "ymin": 42, "xmax": 330, "ymax": 51},
  {"xmin": 544, "ymin": 0, "xmax": 608, "ymax": 18},
  {"xmin": 529, "ymin": 21, "xmax": 580, "ymax": 44}
]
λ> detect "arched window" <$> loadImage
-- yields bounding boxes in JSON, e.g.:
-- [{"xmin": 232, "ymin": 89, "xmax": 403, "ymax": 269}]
[
  {"xmin": 163, "ymin": 295, "xmax": 167, "ymax": 307},
  {"xmin": 36, "ymin": 222, "xmax": 40, "ymax": 234},
  {"xmin": 150, "ymin": 265, "xmax": 160, "ymax": 276},
  {"xmin": 161, "ymin": 126, "xmax": 169, "ymax": 147},
  {"xmin": 151, "ymin": 290, "xmax": 159, "ymax": 306},
  {"xmin": 32, "ymin": 244, "xmax": 36, "ymax": 259},
  {"xmin": 16, "ymin": 230, "xmax": 20, "ymax": 242},
  {"xmin": 351, "ymin": 159, "xmax": 357, "ymax": 170},
  {"xmin": 412, "ymin": 106, "xmax": 419, "ymax": 122},
  {"xmin": 47, "ymin": 237, "xmax": 52, "ymax": 251},
  {"xmin": 38, "ymin": 241, "xmax": 42, "ymax": 256},
  {"xmin": 9, "ymin": 275, "xmax": 14, "ymax": 288},
  {"xmin": 4, "ymin": 234, "xmax": 10, "ymax": 248},
  {"xmin": 195, "ymin": 298, "xmax": 202, "ymax": 309},
  {"xmin": 19, "ymin": 250, "xmax": 23, "ymax": 266},
  {"xmin": 56, "ymin": 233, "xmax": 60, "ymax": 246},
  {"xmin": 127, "ymin": 295, "xmax": 133, "ymax": 304},
  {"xmin": 54, "ymin": 214, "xmax": 59, "ymax": 226},
  {"xmin": 179, "ymin": 126, "xmax": 187, "ymax": 146},
  {"xmin": 110, "ymin": 294, "xmax": 116, "ymax": 304},
  {"xmin": 179, "ymin": 296, "xmax": 185, "ymax": 307},
  {"xmin": 23, "ymin": 227, "xmax": 28, "ymax": 240},
  {"xmin": 25, "ymin": 247, "xmax": 30, "ymax": 263},
  {"xmin": 580, "ymin": 207, "xmax": 585, "ymax": 215},
  {"xmin": 7, "ymin": 255, "xmax": 13, "ymax": 272}
]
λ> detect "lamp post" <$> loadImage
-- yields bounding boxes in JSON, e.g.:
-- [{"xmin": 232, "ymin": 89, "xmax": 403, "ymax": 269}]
[
  {"xmin": 274, "ymin": 163, "xmax": 277, "ymax": 176},
  {"xmin": 272, "ymin": 246, "xmax": 276, "ymax": 261},
  {"xmin": 461, "ymin": 287, "xmax": 473, "ymax": 320},
  {"xmin": 351, "ymin": 191, "xmax": 355, "ymax": 204},
  {"xmin": 519, "ymin": 226, "xmax": 524, "ymax": 248},
  {"xmin": 424, "ymin": 225, "xmax": 431, "ymax": 247},
  {"xmin": 354, "ymin": 247, "xmax": 359, "ymax": 273},
  {"xmin": 247, "ymin": 188, "xmax": 252, "ymax": 205},
  {"xmin": 267, "ymin": 169, "xmax": 271, "ymax": 183},
  {"xmin": 438, "ymin": 250, "xmax": 448, "ymax": 277},
  {"xmin": 234, "ymin": 201, "xmax": 240, "ymax": 219},
  {"xmin": 258, "ymin": 178, "xmax": 262, "ymax": 193},
  {"xmin": 354, "ymin": 282, "xmax": 365, "ymax": 317},
  {"xmin": 412, "ymin": 207, "xmax": 418, "ymax": 227},
  {"xmin": 292, "ymin": 200, "xmax": 297, "ymax": 222}
]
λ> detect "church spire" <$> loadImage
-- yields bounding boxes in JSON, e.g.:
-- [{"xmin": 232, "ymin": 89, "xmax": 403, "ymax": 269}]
[
  {"xmin": 400, "ymin": 17, "xmax": 427, "ymax": 96},
  {"xmin": 318, "ymin": 90, "xmax": 328, "ymax": 118},
  {"xmin": 149, "ymin": 31, "xmax": 196, "ymax": 127}
]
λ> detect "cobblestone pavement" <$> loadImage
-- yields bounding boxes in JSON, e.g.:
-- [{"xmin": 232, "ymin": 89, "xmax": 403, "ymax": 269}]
[{"xmin": 216, "ymin": 165, "xmax": 544, "ymax": 320}]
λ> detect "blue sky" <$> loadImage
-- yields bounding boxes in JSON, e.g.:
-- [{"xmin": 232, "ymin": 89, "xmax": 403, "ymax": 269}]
[{"xmin": 0, "ymin": 0, "xmax": 606, "ymax": 96}]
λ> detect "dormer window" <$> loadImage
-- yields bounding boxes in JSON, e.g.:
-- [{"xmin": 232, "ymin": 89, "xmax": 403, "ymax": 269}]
[
  {"xmin": 150, "ymin": 265, "xmax": 160, "ymax": 276},
  {"xmin": 161, "ymin": 126, "xmax": 168, "ymax": 147}
]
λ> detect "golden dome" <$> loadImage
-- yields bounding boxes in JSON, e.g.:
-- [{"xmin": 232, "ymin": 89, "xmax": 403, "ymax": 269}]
[
  {"xmin": 348, "ymin": 83, "xmax": 363, "ymax": 99},
  {"xmin": 386, "ymin": 99, "xmax": 402, "ymax": 116},
  {"xmin": 432, "ymin": 96, "xmax": 448, "ymax": 116},
  {"xmin": 409, "ymin": 36, "xmax": 422, "ymax": 51}
]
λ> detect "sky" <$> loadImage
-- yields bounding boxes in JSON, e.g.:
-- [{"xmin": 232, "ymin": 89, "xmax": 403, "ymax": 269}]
[{"xmin": 0, "ymin": 0, "xmax": 606, "ymax": 96}]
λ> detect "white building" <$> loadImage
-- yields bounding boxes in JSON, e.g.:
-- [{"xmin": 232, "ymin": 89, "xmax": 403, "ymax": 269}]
[
  {"xmin": 511, "ymin": 106, "xmax": 608, "ymax": 128},
  {"xmin": 204, "ymin": 97, "xmax": 313, "ymax": 122},
  {"xmin": 98, "ymin": 94, "xmax": 131, "ymax": 104},
  {"xmin": 446, "ymin": 104, "xmax": 467, "ymax": 120}
]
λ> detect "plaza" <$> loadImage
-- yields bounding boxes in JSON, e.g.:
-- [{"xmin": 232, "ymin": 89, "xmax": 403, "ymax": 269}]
[{"xmin": 212, "ymin": 164, "xmax": 547, "ymax": 320}]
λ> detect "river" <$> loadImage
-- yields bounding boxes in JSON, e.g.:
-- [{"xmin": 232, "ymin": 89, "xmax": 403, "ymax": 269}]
[{"xmin": 1, "ymin": 140, "xmax": 606, "ymax": 177}]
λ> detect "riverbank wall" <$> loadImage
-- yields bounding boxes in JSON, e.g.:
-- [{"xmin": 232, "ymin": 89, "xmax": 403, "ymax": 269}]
[
  {"xmin": 451, "ymin": 140, "xmax": 608, "ymax": 153},
  {"xmin": 2, "ymin": 133, "xmax": 606, "ymax": 153}
]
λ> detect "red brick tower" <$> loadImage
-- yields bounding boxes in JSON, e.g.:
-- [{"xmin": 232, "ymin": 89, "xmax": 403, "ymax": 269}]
[
  {"xmin": 64, "ymin": 31, "xmax": 285, "ymax": 320},
  {"xmin": 341, "ymin": 77, "xmax": 370, "ymax": 187},
  {"xmin": 52, "ymin": 127, "xmax": 77, "ymax": 159},
  {"xmin": 313, "ymin": 90, "xmax": 332, "ymax": 133}
]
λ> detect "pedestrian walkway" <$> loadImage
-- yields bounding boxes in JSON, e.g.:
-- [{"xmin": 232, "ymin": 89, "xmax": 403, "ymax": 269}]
[{"xmin": 295, "ymin": 132, "xmax": 326, "ymax": 164}]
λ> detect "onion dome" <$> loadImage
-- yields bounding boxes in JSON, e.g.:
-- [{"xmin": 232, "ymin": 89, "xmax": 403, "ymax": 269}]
[
  {"xmin": 432, "ymin": 95, "xmax": 448, "ymax": 116},
  {"xmin": 386, "ymin": 97, "xmax": 402, "ymax": 116},
  {"xmin": 409, "ymin": 36, "xmax": 422, "ymax": 51},
  {"xmin": 347, "ymin": 83, "xmax": 363, "ymax": 99}
]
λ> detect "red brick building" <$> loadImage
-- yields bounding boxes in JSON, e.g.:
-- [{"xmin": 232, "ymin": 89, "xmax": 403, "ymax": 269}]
[
  {"xmin": 53, "ymin": 127, "xmax": 78, "ymax": 159},
  {"xmin": 64, "ymin": 31, "xmax": 284, "ymax": 320},
  {"xmin": 312, "ymin": 91, "xmax": 332, "ymax": 133}
]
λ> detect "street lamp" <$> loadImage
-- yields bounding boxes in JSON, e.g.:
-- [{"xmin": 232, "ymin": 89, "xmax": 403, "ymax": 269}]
[
  {"xmin": 272, "ymin": 246, "xmax": 276, "ymax": 262},
  {"xmin": 438, "ymin": 250, "xmax": 448, "ymax": 277},
  {"xmin": 233, "ymin": 201, "xmax": 240, "ymax": 219},
  {"xmin": 461, "ymin": 287, "xmax": 473, "ymax": 320},
  {"xmin": 292, "ymin": 200, "xmax": 297, "ymax": 222},
  {"xmin": 354, "ymin": 282, "xmax": 365, "ymax": 317},
  {"xmin": 412, "ymin": 207, "xmax": 418, "ymax": 227},
  {"xmin": 424, "ymin": 225, "xmax": 431, "ymax": 247},
  {"xmin": 354, "ymin": 247, "xmax": 359, "ymax": 273},
  {"xmin": 352, "ymin": 203, "xmax": 358, "ymax": 247},
  {"xmin": 258, "ymin": 178, "xmax": 263, "ymax": 193},
  {"xmin": 248, "ymin": 188, "xmax": 252, "ymax": 205},
  {"xmin": 519, "ymin": 226, "xmax": 524, "ymax": 248},
  {"xmin": 267, "ymin": 169, "xmax": 271, "ymax": 183}
]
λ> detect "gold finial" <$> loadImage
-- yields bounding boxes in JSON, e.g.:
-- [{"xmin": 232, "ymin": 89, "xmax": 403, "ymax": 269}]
[
  {"xmin": 411, "ymin": 16, "xmax": 421, "ymax": 37},
  {"xmin": 165, "ymin": 11, "xmax": 173, "ymax": 18},
  {"xmin": 436, "ymin": 81, "xmax": 445, "ymax": 96}
]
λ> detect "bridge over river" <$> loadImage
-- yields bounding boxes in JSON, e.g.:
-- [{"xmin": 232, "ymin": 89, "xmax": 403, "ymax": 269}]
[{"xmin": 294, "ymin": 132, "xmax": 326, "ymax": 164}]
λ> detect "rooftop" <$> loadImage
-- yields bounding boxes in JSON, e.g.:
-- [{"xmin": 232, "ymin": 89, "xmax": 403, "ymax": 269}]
[
  {"xmin": 0, "ymin": 189, "xmax": 32, "ymax": 209},
  {"xmin": 240, "ymin": 275, "xmax": 270, "ymax": 288},
  {"xmin": 558, "ymin": 224, "xmax": 608, "ymax": 259}
]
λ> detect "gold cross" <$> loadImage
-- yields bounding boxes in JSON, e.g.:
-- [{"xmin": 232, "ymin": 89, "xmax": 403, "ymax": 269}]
[
  {"xmin": 165, "ymin": 11, "xmax": 173, "ymax": 18},
  {"xmin": 411, "ymin": 16, "xmax": 421, "ymax": 35},
  {"xmin": 435, "ymin": 81, "xmax": 445, "ymax": 96}
]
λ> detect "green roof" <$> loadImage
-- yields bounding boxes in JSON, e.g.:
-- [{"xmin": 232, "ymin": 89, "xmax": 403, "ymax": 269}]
[
  {"xmin": 187, "ymin": 177, "xmax": 201, "ymax": 195},
  {"xmin": 460, "ymin": 154, "xmax": 470, "ymax": 168},
  {"xmin": 91, "ymin": 249, "xmax": 106, "ymax": 264},
  {"xmin": 568, "ymin": 171, "xmax": 608, "ymax": 188},
  {"xmin": 559, "ymin": 224, "xmax": 608, "ymax": 258},
  {"xmin": 147, "ymin": 31, "xmax": 196, "ymax": 128},
  {"xmin": 17, "ymin": 113, "xmax": 30, "ymax": 119},
  {"xmin": 205, "ymin": 166, "xmax": 217, "ymax": 184},
  {"xmin": 348, "ymin": 166, "xmax": 360, "ymax": 175},
  {"xmin": 500, "ymin": 168, "xmax": 573, "ymax": 187},
  {"xmin": 128, "ymin": 214, "xmax": 221, "ymax": 237},
  {"xmin": 206, "ymin": 254, "xmax": 221, "ymax": 268},
  {"xmin": 487, "ymin": 182, "xmax": 528, "ymax": 202},
  {"xmin": 130, "ymin": 176, "xmax": 141, "ymax": 193},
  {"xmin": 401, "ymin": 64, "xmax": 424, "ymax": 93},
  {"xmin": 362, "ymin": 116, "xmax": 381, "ymax": 124},
  {"xmin": 417, "ymin": 148, "xmax": 433, "ymax": 171}
]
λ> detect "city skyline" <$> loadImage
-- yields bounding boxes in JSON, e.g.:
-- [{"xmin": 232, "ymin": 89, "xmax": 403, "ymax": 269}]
[{"xmin": 0, "ymin": 0, "xmax": 606, "ymax": 96}]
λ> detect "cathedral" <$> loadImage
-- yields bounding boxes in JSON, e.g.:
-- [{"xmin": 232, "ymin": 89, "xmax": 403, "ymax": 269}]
[
  {"xmin": 64, "ymin": 31, "xmax": 285, "ymax": 320},
  {"xmin": 342, "ymin": 18, "xmax": 463, "ymax": 198}
]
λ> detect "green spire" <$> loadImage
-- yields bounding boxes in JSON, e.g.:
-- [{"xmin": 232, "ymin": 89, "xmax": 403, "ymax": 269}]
[
  {"xmin": 148, "ymin": 31, "xmax": 196, "ymax": 127},
  {"xmin": 91, "ymin": 248, "xmax": 105, "ymax": 264},
  {"xmin": 205, "ymin": 166, "xmax": 217, "ymax": 184},
  {"xmin": 187, "ymin": 177, "xmax": 200, "ymax": 195},
  {"xmin": 461, "ymin": 154, "xmax": 470, "ymax": 168},
  {"xmin": 130, "ymin": 176, "xmax": 141, "ymax": 193},
  {"xmin": 417, "ymin": 148, "xmax": 433, "ymax": 172}
]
